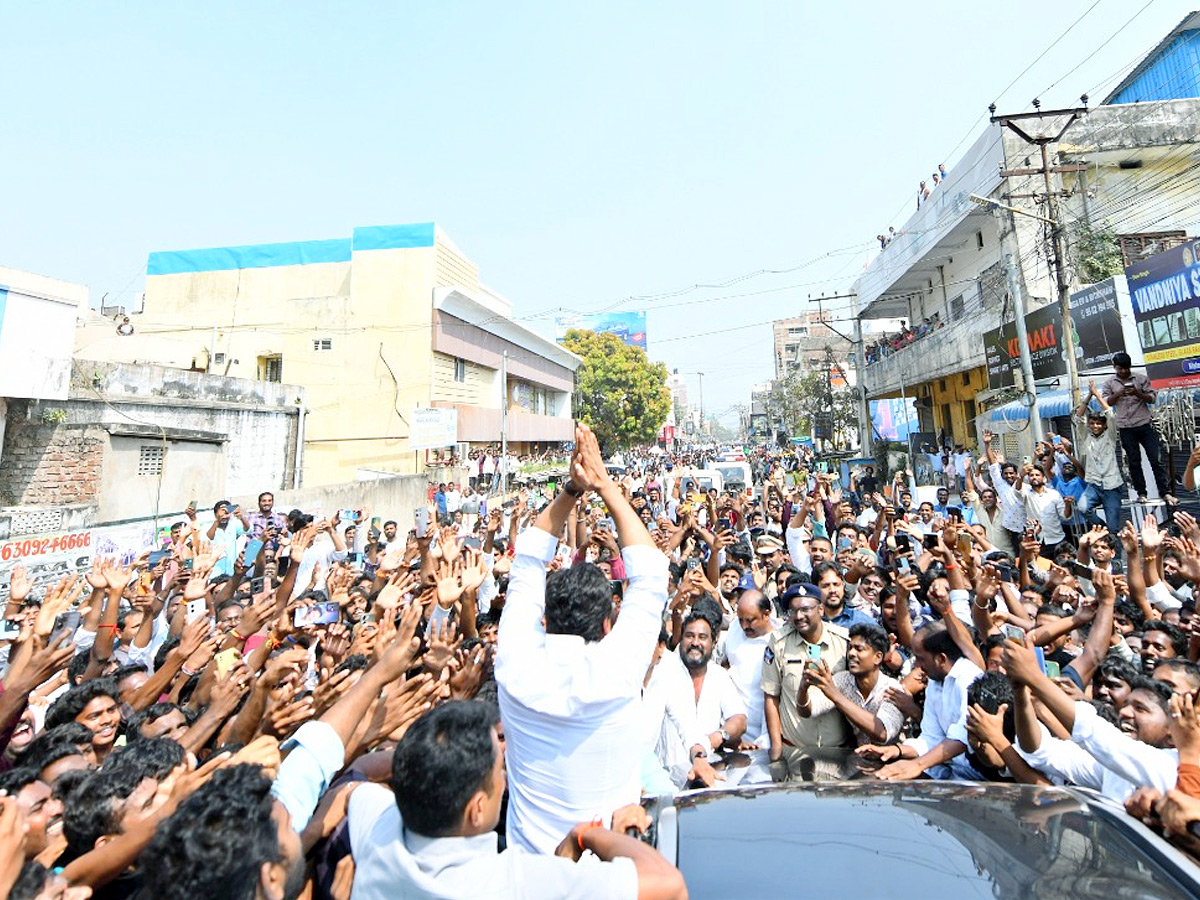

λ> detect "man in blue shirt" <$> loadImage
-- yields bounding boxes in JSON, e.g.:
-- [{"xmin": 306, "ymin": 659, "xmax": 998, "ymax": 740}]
[
  {"xmin": 931, "ymin": 487, "xmax": 953, "ymax": 520},
  {"xmin": 434, "ymin": 483, "xmax": 448, "ymax": 517},
  {"xmin": 1052, "ymin": 461, "xmax": 1087, "ymax": 537}
]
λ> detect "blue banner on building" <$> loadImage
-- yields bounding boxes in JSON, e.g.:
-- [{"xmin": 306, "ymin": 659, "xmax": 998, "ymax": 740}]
[{"xmin": 555, "ymin": 311, "xmax": 647, "ymax": 350}]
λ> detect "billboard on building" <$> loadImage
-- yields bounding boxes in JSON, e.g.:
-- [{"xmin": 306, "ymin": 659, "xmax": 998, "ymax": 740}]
[
  {"xmin": 410, "ymin": 408, "xmax": 458, "ymax": 451},
  {"xmin": 870, "ymin": 397, "xmax": 918, "ymax": 442},
  {"xmin": 555, "ymin": 312, "xmax": 647, "ymax": 350},
  {"xmin": 1070, "ymin": 277, "xmax": 1129, "ymax": 371},
  {"xmin": 982, "ymin": 304, "xmax": 1066, "ymax": 390},
  {"xmin": 1126, "ymin": 240, "xmax": 1200, "ymax": 389}
]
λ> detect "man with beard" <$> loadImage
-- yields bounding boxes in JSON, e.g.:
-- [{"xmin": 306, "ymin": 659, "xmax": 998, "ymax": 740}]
[
  {"xmin": 982, "ymin": 430, "xmax": 1028, "ymax": 552},
  {"xmin": 661, "ymin": 613, "xmax": 747, "ymax": 776},
  {"xmin": 763, "ymin": 584, "xmax": 852, "ymax": 782}
]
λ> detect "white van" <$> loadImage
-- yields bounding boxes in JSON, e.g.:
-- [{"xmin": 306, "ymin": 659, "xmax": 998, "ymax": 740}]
[{"xmin": 712, "ymin": 461, "xmax": 752, "ymax": 494}]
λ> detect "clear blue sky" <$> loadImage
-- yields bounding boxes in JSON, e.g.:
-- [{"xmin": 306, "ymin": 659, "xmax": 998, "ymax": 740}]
[{"xmin": 2, "ymin": 1, "xmax": 1189, "ymax": 423}]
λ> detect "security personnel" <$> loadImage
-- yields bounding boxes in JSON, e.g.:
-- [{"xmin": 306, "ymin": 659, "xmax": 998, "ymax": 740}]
[{"xmin": 762, "ymin": 582, "xmax": 850, "ymax": 781}]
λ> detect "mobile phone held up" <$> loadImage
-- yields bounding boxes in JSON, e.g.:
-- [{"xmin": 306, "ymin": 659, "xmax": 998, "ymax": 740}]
[{"xmin": 293, "ymin": 601, "xmax": 341, "ymax": 628}]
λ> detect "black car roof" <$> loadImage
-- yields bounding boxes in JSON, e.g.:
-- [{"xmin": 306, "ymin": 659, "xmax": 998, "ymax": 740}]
[{"xmin": 655, "ymin": 781, "xmax": 1200, "ymax": 900}]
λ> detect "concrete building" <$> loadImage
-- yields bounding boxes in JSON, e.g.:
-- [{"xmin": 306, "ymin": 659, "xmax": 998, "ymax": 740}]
[
  {"xmin": 772, "ymin": 312, "xmax": 850, "ymax": 382},
  {"xmin": 854, "ymin": 92, "xmax": 1200, "ymax": 466},
  {"xmin": 0, "ymin": 360, "xmax": 304, "ymax": 523},
  {"xmin": 76, "ymin": 222, "xmax": 580, "ymax": 487}
]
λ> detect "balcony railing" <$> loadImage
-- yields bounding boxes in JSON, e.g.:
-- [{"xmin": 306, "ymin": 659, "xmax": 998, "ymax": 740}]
[{"xmin": 861, "ymin": 308, "xmax": 999, "ymax": 397}]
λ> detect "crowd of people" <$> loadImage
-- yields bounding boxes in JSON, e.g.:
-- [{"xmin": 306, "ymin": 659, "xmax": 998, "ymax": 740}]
[
  {"xmin": 2, "ymin": 367, "xmax": 1200, "ymax": 897},
  {"xmin": 863, "ymin": 314, "xmax": 945, "ymax": 365}
]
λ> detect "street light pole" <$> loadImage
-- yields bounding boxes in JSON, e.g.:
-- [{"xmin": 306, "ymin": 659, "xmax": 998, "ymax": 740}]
[{"xmin": 698, "ymin": 372, "xmax": 705, "ymax": 437}]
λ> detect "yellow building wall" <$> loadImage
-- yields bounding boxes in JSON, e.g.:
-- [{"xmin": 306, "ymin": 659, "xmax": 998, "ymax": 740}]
[
  {"xmin": 141, "ymin": 244, "xmax": 439, "ymax": 486},
  {"xmin": 301, "ymin": 244, "xmax": 437, "ymax": 484},
  {"xmin": 926, "ymin": 366, "xmax": 988, "ymax": 450},
  {"xmin": 430, "ymin": 352, "xmax": 492, "ymax": 406}
]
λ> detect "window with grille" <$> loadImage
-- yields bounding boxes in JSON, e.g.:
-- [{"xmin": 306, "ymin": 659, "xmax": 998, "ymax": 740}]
[
  {"xmin": 138, "ymin": 445, "xmax": 165, "ymax": 476},
  {"xmin": 313, "ymin": 339, "xmax": 332, "ymax": 352},
  {"xmin": 260, "ymin": 356, "xmax": 283, "ymax": 383},
  {"xmin": 454, "ymin": 358, "xmax": 466, "ymax": 382}
]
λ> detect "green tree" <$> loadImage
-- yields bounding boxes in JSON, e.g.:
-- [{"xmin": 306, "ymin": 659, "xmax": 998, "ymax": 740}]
[
  {"xmin": 767, "ymin": 370, "xmax": 858, "ymax": 450},
  {"xmin": 561, "ymin": 329, "xmax": 671, "ymax": 452},
  {"xmin": 1071, "ymin": 221, "xmax": 1125, "ymax": 284}
]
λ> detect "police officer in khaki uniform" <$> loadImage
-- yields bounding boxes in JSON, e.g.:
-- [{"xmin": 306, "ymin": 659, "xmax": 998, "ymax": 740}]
[{"xmin": 763, "ymin": 582, "xmax": 851, "ymax": 781}]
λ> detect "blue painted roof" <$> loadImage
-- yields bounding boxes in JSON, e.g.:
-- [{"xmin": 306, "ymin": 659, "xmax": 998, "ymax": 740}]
[
  {"xmin": 1105, "ymin": 13, "xmax": 1200, "ymax": 104},
  {"xmin": 147, "ymin": 222, "xmax": 436, "ymax": 275}
]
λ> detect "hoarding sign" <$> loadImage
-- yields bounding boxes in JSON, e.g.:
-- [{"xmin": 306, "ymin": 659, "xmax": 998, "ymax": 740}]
[
  {"xmin": 1126, "ymin": 240, "xmax": 1200, "ymax": 389},
  {"xmin": 1070, "ymin": 277, "xmax": 1128, "ymax": 371},
  {"xmin": 556, "ymin": 311, "xmax": 647, "ymax": 350},
  {"xmin": 869, "ymin": 397, "xmax": 918, "ymax": 441},
  {"xmin": 982, "ymin": 303, "xmax": 1065, "ymax": 390}
]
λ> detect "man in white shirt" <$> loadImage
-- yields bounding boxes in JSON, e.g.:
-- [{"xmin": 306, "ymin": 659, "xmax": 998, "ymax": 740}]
[
  {"xmin": 496, "ymin": 424, "xmax": 669, "ymax": 854},
  {"xmin": 444, "ymin": 482, "xmax": 463, "ymax": 515},
  {"xmin": 287, "ymin": 515, "xmax": 348, "ymax": 600},
  {"xmin": 1022, "ymin": 466, "xmax": 1072, "ymax": 555},
  {"xmin": 982, "ymin": 429, "xmax": 1028, "ymax": 550},
  {"xmin": 1003, "ymin": 635, "xmax": 1177, "ymax": 800},
  {"xmin": 858, "ymin": 621, "xmax": 983, "ymax": 780},
  {"xmin": 347, "ymin": 701, "xmax": 686, "ymax": 900},
  {"xmin": 657, "ymin": 612, "xmax": 747, "ymax": 781},
  {"xmin": 717, "ymin": 591, "xmax": 777, "ymax": 745}
]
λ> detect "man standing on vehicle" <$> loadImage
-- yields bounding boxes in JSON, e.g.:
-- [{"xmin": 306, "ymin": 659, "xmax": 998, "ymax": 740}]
[
  {"xmin": 763, "ymin": 583, "xmax": 851, "ymax": 781},
  {"xmin": 496, "ymin": 423, "xmax": 675, "ymax": 854}
]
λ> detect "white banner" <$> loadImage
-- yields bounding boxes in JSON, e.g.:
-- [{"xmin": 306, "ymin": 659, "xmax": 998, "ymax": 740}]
[{"xmin": 410, "ymin": 408, "xmax": 458, "ymax": 451}]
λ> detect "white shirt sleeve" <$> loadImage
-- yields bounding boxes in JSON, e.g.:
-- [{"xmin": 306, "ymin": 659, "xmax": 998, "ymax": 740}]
[
  {"xmin": 1070, "ymin": 701, "xmax": 1178, "ymax": 793},
  {"xmin": 591, "ymin": 545, "xmax": 668, "ymax": 693},
  {"xmin": 495, "ymin": 528, "xmax": 559, "ymax": 683},
  {"xmin": 1015, "ymin": 724, "xmax": 1105, "ymax": 790},
  {"xmin": 1146, "ymin": 581, "xmax": 1183, "ymax": 612},
  {"xmin": 786, "ymin": 525, "xmax": 811, "ymax": 573}
]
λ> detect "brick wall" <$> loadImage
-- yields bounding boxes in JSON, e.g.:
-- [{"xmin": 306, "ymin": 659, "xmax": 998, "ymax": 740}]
[{"xmin": 0, "ymin": 404, "xmax": 105, "ymax": 506}]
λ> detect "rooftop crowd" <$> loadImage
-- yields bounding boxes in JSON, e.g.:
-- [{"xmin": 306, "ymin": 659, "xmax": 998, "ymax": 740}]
[
  {"xmin": 1, "ymin": 354, "xmax": 1200, "ymax": 898},
  {"xmin": 863, "ymin": 314, "xmax": 945, "ymax": 365}
]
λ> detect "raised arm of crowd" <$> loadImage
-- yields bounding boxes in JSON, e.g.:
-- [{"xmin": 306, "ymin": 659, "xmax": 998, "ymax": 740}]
[{"xmin": 3, "ymin": 421, "xmax": 1200, "ymax": 900}]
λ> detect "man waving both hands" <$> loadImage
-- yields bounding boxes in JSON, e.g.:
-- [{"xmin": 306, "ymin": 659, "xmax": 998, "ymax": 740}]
[{"xmin": 496, "ymin": 423, "xmax": 683, "ymax": 854}]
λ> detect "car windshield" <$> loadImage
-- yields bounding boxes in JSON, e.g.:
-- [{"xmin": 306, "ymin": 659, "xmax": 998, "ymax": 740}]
[{"xmin": 671, "ymin": 782, "xmax": 1196, "ymax": 900}]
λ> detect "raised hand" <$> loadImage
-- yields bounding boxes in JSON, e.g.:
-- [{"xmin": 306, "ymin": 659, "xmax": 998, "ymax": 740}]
[
  {"xmin": 8, "ymin": 565, "xmax": 31, "ymax": 604},
  {"xmin": 375, "ymin": 595, "xmax": 424, "ymax": 679},
  {"xmin": 1142, "ymin": 514, "xmax": 1164, "ymax": 554},
  {"xmin": 423, "ymin": 618, "xmax": 462, "ymax": 677},
  {"xmin": 570, "ymin": 423, "xmax": 609, "ymax": 492},
  {"xmin": 966, "ymin": 702, "xmax": 1010, "ymax": 750},
  {"xmin": 376, "ymin": 570, "xmax": 420, "ymax": 611},
  {"xmin": 448, "ymin": 644, "xmax": 488, "ymax": 700}
]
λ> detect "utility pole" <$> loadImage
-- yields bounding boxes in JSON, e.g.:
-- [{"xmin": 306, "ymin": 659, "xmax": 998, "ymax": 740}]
[
  {"xmin": 807, "ymin": 292, "xmax": 866, "ymax": 455},
  {"xmin": 991, "ymin": 101, "xmax": 1089, "ymax": 408},
  {"xmin": 1004, "ymin": 249, "xmax": 1045, "ymax": 443},
  {"xmin": 849, "ymin": 290, "xmax": 872, "ymax": 458},
  {"xmin": 500, "ymin": 350, "xmax": 508, "ymax": 495},
  {"xmin": 697, "ymin": 372, "xmax": 705, "ymax": 438}
]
